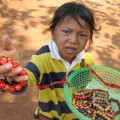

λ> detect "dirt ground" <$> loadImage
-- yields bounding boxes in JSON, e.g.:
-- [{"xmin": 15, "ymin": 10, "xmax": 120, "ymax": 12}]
[{"xmin": 0, "ymin": 0, "xmax": 120, "ymax": 120}]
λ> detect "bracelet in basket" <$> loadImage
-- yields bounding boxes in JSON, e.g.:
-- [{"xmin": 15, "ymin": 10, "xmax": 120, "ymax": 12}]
[
  {"xmin": 92, "ymin": 89, "xmax": 109, "ymax": 99},
  {"xmin": 74, "ymin": 89, "xmax": 93, "ymax": 100}
]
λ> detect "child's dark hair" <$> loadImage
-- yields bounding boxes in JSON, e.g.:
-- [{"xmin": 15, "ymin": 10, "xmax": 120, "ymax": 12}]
[{"xmin": 50, "ymin": 2, "xmax": 99, "ymax": 46}]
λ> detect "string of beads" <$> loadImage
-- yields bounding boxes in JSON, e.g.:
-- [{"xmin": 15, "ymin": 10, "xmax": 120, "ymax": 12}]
[{"xmin": 0, "ymin": 56, "xmax": 28, "ymax": 92}]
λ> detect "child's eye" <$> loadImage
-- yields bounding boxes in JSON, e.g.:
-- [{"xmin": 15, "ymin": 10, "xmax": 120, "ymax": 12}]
[
  {"xmin": 80, "ymin": 33, "xmax": 87, "ymax": 37},
  {"xmin": 63, "ymin": 30, "xmax": 69, "ymax": 34}
]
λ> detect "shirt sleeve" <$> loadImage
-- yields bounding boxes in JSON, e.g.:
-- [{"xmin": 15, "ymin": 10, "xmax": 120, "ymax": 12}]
[{"xmin": 24, "ymin": 54, "xmax": 41, "ymax": 87}]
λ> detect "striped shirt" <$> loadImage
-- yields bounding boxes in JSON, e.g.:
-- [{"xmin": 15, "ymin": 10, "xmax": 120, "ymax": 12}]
[{"xmin": 23, "ymin": 40, "xmax": 94, "ymax": 119}]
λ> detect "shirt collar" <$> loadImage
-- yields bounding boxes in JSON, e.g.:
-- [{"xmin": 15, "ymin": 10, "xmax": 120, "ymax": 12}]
[{"xmin": 48, "ymin": 40, "xmax": 85, "ymax": 64}]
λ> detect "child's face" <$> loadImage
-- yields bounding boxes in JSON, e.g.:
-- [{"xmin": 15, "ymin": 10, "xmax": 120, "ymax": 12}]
[{"xmin": 52, "ymin": 16, "xmax": 90, "ymax": 63}]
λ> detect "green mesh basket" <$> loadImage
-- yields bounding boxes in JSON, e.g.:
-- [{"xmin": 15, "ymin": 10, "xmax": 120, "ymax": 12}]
[{"xmin": 64, "ymin": 65, "xmax": 120, "ymax": 120}]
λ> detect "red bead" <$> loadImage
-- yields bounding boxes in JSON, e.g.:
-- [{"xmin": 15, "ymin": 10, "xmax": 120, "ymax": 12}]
[
  {"xmin": 4, "ymin": 84, "xmax": 11, "ymax": 91},
  {"xmin": 82, "ymin": 96, "xmax": 85, "ymax": 99},
  {"xmin": 20, "ymin": 69, "xmax": 26, "ymax": 76},
  {"xmin": 75, "ymin": 95, "xmax": 78, "ymax": 99},
  {"xmin": 77, "ymin": 96, "xmax": 80, "ymax": 99},
  {"xmin": 80, "ymin": 97, "xmax": 82, "ymax": 99},
  {"xmin": 12, "ymin": 62, "xmax": 19, "ymax": 68},
  {"xmin": 88, "ymin": 94, "xmax": 91, "ymax": 98},
  {"xmin": 0, "ymin": 57, "xmax": 7, "ymax": 65},
  {"xmin": 85, "ymin": 95, "xmax": 88, "ymax": 99},
  {"xmin": 20, "ymin": 81, "xmax": 27, "ymax": 87},
  {"xmin": 9, "ymin": 86, "xmax": 15, "ymax": 92},
  {"xmin": 0, "ymin": 82, "xmax": 5, "ymax": 89},
  {"xmin": 14, "ymin": 84, "xmax": 22, "ymax": 91}
]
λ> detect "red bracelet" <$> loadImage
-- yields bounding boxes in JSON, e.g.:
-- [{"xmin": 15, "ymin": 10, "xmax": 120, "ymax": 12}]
[
  {"xmin": 0, "ymin": 56, "xmax": 28, "ymax": 92},
  {"xmin": 74, "ymin": 89, "xmax": 93, "ymax": 100}
]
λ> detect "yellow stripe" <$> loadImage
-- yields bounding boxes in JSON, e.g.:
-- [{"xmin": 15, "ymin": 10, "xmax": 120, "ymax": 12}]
[
  {"xmin": 39, "ymin": 88, "xmax": 64, "ymax": 103},
  {"xmin": 32, "ymin": 53, "xmax": 67, "ymax": 74}
]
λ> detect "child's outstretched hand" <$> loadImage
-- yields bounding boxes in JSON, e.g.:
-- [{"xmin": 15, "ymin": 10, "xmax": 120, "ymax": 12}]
[{"xmin": 0, "ymin": 35, "xmax": 28, "ymax": 83}]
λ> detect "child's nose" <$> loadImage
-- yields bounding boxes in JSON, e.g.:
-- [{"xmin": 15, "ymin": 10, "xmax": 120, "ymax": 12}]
[{"xmin": 69, "ymin": 34, "xmax": 78, "ymax": 43}]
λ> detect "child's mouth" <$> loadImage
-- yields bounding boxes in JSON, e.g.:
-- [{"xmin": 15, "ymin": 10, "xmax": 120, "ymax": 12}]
[{"xmin": 66, "ymin": 47, "xmax": 76, "ymax": 53}]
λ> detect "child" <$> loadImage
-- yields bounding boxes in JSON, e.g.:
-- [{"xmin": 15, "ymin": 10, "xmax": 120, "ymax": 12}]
[{"xmin": 0, "ymin": 2, "xmax": 99, "ymax": 120}]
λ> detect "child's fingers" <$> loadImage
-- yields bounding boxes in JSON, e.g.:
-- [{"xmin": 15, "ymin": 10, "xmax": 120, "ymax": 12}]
[
  {"xmin": 0, "ymin": 63, "xmax": 13, "ymax": 74},
  {"xmin": 4, "ymin": 67, "xmax": 23, "ymax": 77},
  {"xmin": 3, "ymin": 66, "xmax": 29, "ymax": 82},
  {"xmin": 3, "ymin": 66, "xmax": 23, "ymax": 77},
  {"xmin": 10, "ymin": 75, "xmax": 29, "ymax": 83}
]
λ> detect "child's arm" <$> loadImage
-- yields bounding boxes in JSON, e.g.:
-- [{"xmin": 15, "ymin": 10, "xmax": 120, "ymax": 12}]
[{"xmin": 0, "ymin": 35, "xmax": 28, "ymax": 83}]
